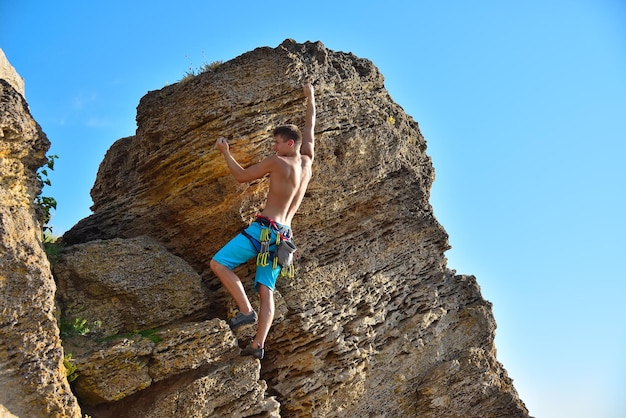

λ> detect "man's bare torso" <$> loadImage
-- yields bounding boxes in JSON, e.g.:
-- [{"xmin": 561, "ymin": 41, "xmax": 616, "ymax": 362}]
[{"xmin": 261, "ymin": 154, "xmax": 312, "ymax": 227}]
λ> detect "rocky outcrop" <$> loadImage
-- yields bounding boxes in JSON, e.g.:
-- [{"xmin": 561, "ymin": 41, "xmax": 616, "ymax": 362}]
[
  {"xmin": 61, "ymin": 39, "xmax": 530, "ymax": 417},
  {"xmin": 54, "ymin": 237, "xmax": 281, "ymax": 417},
  {"xmin": 0, "ymin": 49, "xmax": 24, "ymax": 96},
  {"xmin": 0, "ymin": 50, "xmax": 81, "ymax": 417},
  {"xmin": 1, "ymin": 41, "xmax": 529, "ymax": 417}
]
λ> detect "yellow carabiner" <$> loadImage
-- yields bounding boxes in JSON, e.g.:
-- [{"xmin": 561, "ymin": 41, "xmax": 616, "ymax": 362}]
[
  {"xmin": 257, "ymin": 252, "xmax": 269, "ymax": 267},
  {"xmin": 280, "ymin": 264, "xmax": 295, "ymax": 278}
]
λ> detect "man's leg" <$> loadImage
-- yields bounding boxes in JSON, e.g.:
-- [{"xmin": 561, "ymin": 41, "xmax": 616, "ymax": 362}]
[
  {"xmin": 210, "ymin": 259, "xmax": 253, "ymax": 315},
  {"xmin": 252, "ymin": 283, "xmax": 274, "ymax": 348}
]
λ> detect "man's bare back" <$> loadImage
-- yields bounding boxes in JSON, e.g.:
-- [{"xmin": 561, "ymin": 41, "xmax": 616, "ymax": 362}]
[{"xmin": 262, "ymin": 155, "xmax": 312, "ymax": 226}]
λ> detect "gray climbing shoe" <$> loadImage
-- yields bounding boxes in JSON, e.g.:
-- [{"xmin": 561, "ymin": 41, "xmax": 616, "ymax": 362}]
[
  {"xmin": 229, "ymin": 310, "xmax": 257, "ymax": 330},
  {"xmin": 241, "ymin": 342, "xmax": 264, "ymax": 360}
]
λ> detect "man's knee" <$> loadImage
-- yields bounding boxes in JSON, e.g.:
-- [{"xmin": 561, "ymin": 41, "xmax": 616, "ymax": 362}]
[
  {"xmin": 210, "ymin": 258, "xmax": 224, "ymax": 274},
  {"xmin": 257, "ymin": 284, "xmax": 274, "ymax": 300}
]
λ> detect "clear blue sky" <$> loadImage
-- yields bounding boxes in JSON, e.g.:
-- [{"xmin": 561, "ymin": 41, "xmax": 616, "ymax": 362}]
[{"xmin": 2, "ymin": 1, "xmax": 625, "ymax": 416}]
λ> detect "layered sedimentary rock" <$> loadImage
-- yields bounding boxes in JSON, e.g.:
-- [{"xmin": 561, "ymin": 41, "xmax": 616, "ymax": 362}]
[
  {"xmin": 62, "ymin": 40, "xmax": 530, "ymax": 417},
  {"xmin": 0, "ymin": 50, "xmax": 81, "ymax": 417},
  {"xmin": 53, "ymin": 237, "xmax": 281, "ymax": 416}
]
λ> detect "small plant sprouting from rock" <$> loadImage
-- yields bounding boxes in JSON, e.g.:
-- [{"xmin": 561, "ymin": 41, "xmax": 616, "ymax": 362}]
[
  {"xmin": 35, "ymin": 154, "xmax": 58, "ymax": 236},
  {"xmin": 36, "ymin": 154, "xmax": 64, "ymax": 265},
  {"xmin": 201, "ymin": 60, "xmax": 223, "ymax": 72},
  {"xmin": 180, "ymin": 51, "xmax": 223, "ymax": 82},
  {"xmin": 60, "ymin": 317, "xmax": 102, "ymax": 337},
  {"xmin": 63, "ymin": 353, "xmax": 79, "ymax": 383},
  {"xmin": 137, "ymin": 328, "xmax": 162, "ymax": 343},
  {"xmin": 43, "ymin": 232, "xmax": 63, "ymax": 265}
]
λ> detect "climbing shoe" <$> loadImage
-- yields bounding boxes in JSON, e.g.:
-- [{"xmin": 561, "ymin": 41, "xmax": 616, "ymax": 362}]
[
  {"xmin": 241, "ymin": 342, "xmax": 264, "ymax": 360},
  {"xmin": 229, "ymin": 310, "xmax": 257, "ymax": 330}
]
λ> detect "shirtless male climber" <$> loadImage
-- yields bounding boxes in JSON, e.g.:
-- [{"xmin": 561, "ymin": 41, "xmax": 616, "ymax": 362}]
[{"xmin": 210, "ymin": 82, "xmax": 316, "ymax": 360}]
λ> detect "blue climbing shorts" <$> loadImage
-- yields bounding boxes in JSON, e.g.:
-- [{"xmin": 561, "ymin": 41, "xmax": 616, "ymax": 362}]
[{"xmin": 212, "ymin": 220, "xmax": 291, "ymax": 292}]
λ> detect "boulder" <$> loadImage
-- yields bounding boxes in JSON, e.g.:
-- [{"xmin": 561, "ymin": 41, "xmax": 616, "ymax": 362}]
[{"xmin": 53, "ymin": 236, "xmax": 210, "ymax": 337}]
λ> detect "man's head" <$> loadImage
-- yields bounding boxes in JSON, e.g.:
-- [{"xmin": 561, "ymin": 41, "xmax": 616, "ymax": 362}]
[{"xmin": 273, "ymin": 124, "xmax": 302, "ymax": 149}]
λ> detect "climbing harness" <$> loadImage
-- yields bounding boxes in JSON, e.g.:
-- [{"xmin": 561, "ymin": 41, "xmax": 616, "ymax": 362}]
[{"xmin": 241, "ymin": 215, "xmax": 297, "ymax": 278}]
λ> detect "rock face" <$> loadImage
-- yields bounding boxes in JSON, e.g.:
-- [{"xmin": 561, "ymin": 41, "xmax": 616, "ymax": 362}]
[
  {"xmin": 0, "ymin": 50, "xmax": 81, "ymax": 417},
  {"xmin": 61, "ymin": 39, "xmax": 530, "ymax": 417}
]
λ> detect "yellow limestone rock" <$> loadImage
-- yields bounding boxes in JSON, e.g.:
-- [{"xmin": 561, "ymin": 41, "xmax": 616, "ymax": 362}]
[
  {"xmin": 0, "ymin": 60, "xmax": 81, "ymax": 417},
  {"xmin": 61, "ymin": 39, "xmax": 529, "ymax": 417}
]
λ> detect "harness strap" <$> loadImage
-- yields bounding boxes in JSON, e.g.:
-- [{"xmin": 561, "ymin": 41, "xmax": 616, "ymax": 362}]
[
  {"xmin": 241, "ymin": 229, "xmax": 262, "ymax": 253},
  {"xmin": 255, "ymin": 215, "xmax": 293, "ymax": 240}
]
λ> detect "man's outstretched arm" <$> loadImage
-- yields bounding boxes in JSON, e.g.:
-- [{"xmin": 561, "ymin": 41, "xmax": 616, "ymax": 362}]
[
  {"xmin": 300, "ymin": 83, "xmax": 316, "ymax": 160},
  {"xmin": 215, "ymin": 137, "xmax": 275, "ymax": 183}
]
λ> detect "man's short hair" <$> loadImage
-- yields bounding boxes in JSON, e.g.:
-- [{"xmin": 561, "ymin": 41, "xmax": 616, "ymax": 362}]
[{"xmin": 273, "ymin": 124, "xmax": 302, "ymax": 145}]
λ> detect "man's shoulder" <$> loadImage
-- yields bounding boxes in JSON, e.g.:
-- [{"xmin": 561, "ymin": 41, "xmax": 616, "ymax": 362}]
[
  {"xmin": 300, "ymin": 155, "xmax": 313, "ymax": 167},
  {"xmin": 290, "ymin": 154, "xmax": 313, "ymax": 169},
  {"xmin": 276, "ymin": 154, "xmax": 310, "ymax": 164}
]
